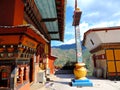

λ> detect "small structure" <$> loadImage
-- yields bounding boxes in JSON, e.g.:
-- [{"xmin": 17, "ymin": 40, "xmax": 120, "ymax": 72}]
[
  {"xmin": 83, "ymin": 26, "xmax": 120, "ymax": 79},
  {"xmin": 49, "ymin": 56, "xmax": 57, "ymax": 74}
]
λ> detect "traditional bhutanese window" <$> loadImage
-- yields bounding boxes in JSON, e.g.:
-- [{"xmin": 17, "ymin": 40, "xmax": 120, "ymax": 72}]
[
  {"xmin": 90, "ymin": 39, "xmax": 94, "ymax": 45},
  {"xmin": 1, "ymin": 69, "xmax": 8, "ymax": 80}
]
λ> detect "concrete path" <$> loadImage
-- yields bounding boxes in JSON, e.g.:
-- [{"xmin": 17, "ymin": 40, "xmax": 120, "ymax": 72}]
[
  {"xmin": 31, "ymin": 74, "xmax": 120, "ymax": 90},
  {"xmin": 39, "ymin": 74, "xmax": 120, "ymax": 90}
]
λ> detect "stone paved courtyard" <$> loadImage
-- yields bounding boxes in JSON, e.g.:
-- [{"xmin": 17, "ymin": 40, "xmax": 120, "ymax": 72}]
[{"xmin": 31, "ymin": 74, "xmax": 120, "ymax": 90}]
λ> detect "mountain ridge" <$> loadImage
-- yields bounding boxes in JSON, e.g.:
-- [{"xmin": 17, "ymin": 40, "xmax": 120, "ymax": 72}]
[
  {"xmin": 52, "ymin": 43, "xmax": 86, "ymax": 51},
  {"xmin": 51, "ymin": 42, "xmax": 93, "ymax": 75}
]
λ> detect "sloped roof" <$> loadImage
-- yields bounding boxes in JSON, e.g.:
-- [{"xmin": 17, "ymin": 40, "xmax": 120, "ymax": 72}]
[
  {"xmin": 24, "ymin": 0, "xmax": 66, "ymax": 42},
  {"xmin": 83, "ymin": 26, "xmax": 120, "ymax": 51},
  {"xmin": 34, "ymin": 0, "xmax": 66, "ymax": 41}
]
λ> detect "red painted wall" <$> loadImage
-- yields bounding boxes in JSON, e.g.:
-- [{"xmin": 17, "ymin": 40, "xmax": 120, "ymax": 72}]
[
  {"xmin": 0, "ymin": 0, "xmax": 24, "ymax": 26},
  {"xmin": 13, "ymin": 0, "xmax": 24, "ymax": 25},
  {"xmin": 49, "ymin": 56, "xmax": 57, "ymax": 74}
]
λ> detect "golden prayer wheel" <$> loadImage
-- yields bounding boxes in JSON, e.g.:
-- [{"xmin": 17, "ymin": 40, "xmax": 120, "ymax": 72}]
[{"xmin": 74, "ymin": 63, "xmax": 87, "ymax": 79}]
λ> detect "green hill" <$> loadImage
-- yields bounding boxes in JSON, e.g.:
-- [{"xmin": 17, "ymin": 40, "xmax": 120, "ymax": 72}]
[{"xmin": 51, "ymin": 44, "xmax": 93, "ymax": 76}]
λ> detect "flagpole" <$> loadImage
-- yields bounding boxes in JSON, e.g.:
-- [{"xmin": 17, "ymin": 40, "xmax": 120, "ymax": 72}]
[{"xmin": 71, "ymin": 0, "xmax": 93, "ymax": 87}]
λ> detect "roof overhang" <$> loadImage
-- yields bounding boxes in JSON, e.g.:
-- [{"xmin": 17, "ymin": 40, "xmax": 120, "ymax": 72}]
[
  {"xmin": 83, "ymin": 26, "xmax": 120, "ymax": 51},
  {"xmin": 34, "ymin": 0, "xmax": 66, "ymax": 41}
]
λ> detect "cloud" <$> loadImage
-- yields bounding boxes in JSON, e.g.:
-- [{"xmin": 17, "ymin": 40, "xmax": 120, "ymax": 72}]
[
  {"xmin": 66, "ymin": 0, "xmax": 94, "ymax": 10},
  {"xmin": 84, "ymin": 12, "xmax": 99, "ymax": 18},
  {"xmin": 65, "ymin": 23, "xmax": 74, "ymax": 36},
  {"xmin": 113, "ymin": 12, "xmax": 120, "ymax": 17},
  {"xmin": 66, "ymin": 0, "xmax": 120, "ymax": 25},
  {"xmin": 63, "ymin": 39, "xmax": 75, "ymax": 45},
  {"xmin": 51, "ymin": 0, "xmax": 120, "ymax": 46},
  {"xmin": 51, "ymin": 20, "xmax": 120, "ymax": 46},
  {"xmin": 80, "ymin": 20, "xmax": 120, "ymax": 40},
  {"xmin": 51, "ymin": 38, "xmax": 75, "ymax": 46},
  {"xmin": 80, "ymin": 22, "xmax": 89, "ymax": 40}
]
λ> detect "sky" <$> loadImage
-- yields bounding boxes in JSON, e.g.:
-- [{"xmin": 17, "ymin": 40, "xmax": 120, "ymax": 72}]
[{"xmin": 51, "ymin": 0, "xmax": 120, "ymax": 46}]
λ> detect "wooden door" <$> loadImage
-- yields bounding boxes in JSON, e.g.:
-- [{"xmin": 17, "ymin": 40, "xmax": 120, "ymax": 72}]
[{"xmin": 106, "ymin": 49, "xmax": 120, "ymax": 78}]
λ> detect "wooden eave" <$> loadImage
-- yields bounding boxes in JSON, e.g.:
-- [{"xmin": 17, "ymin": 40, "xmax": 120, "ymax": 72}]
[
  {"xmin": 90, "ymin": 43, "xmax": 120, "ymax": 53},
  {"xmin": 0, "ymin": 25, "xmax": 47, "ymax": 44},
  {"xmin": 23, "ymin": 0, "xmax": 51, "ymax": 42},
  {"xmin": 23, "ymin": 0, "xmax": 66, "ymax": 42},
  {"xmin": 55, "ymin": 0, "xmax": 66, "ymax": 41}
]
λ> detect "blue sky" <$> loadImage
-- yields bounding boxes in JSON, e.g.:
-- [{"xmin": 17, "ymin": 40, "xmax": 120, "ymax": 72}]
[{"xmin": 51, "ymin": 0, "xmax": 120, "ymax": 46}]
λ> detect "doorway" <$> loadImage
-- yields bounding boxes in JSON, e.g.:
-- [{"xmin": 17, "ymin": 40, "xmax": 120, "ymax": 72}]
[
  {"xmin": 29, "ymin": 58, "xmax": 34, "ymax": 82},
  {"xmin": 0, "ymin": 69, "xmax": 9, "ymax": 87}
]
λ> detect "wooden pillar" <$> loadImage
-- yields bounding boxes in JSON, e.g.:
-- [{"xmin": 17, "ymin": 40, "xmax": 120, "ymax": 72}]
[
  {"xmin": 92, "ymin": 54, "xmax": 97, "ymax": 68},
  {"xmin": 25, "ymin": 67, "xmax": 29, "ymax": 81},
  {"xmin": 19, "ymin": 67, "xmax": 24, "ymax": 84},
  {"xmin": 36, "ymin": 55, "xmax": 40, "ymax": 63}
]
